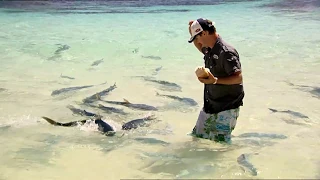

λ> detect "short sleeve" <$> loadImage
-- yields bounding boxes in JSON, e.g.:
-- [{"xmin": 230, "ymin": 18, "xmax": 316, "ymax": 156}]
[{"xmin": 223, "ymin": 52, "xmax": 241, "ymax": 75}]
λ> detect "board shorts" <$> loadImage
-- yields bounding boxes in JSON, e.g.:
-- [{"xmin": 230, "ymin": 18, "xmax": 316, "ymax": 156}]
[{"xmin": 191, "ymin": 108, "xmax": 240, "ymax": 143}]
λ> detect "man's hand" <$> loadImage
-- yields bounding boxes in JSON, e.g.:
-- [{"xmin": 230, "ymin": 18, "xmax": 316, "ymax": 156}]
[
  {"xmin": 195, "ymin": 66, "xmax": 209, "ymax": 78},
  {"xmin": 198, "ymin": 71, "xmax": 218, "ymax": 84}
]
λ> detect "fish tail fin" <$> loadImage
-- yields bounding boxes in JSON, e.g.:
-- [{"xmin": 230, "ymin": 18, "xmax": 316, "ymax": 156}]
[
  {"xmin": 123, "ymin": 98, "xmax": 130, "ymax": 104},
  {"xmin": 42, "ymin": 116, "xmax": 88, "ymax": 127},
  {"xmin": 268, "ymin": 108, "xmax": 278, "ymax": 113},
  {"xmin": 42, "ymin": 116, "xmax": 63, "ymax": 126}
]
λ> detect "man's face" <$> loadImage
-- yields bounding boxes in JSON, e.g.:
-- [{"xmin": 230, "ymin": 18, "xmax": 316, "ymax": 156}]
[{"xmin": 195, "ymin": 32, "xmax": 205, "ymax": 45}]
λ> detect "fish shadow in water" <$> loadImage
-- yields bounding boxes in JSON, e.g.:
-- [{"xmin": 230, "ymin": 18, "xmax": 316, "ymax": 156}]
[
  {"xmin": 286, "ymin": 81, "xmax": 320, "ymax": 99},
  {"xmin": 236, "ymin": 132, "xmax": 288, "ymax": 139},
  {"xmin": 138, "ymin": 141, "xmax": 237, "ymax": 177},
  {"xmin": 268, "ymin": 108, "xmax": 309, "ymax": 119},
  {"xmin": 237, "ymin": 153, "xmax": 259, "ymax": 176},
  {"xmin": 232, "ymin": 132, "xmax": 287, "ymax": 149},
  {"xmin": 0, "ymin": 125, "xmax": 11, "ymax": 134},
  {"xmin": 268, "ymin": 107, "xmax": 312, "ymax": 125},
  {"xmin": 282, "ymin": 118, "xmax": 311, "ymax": 126},
  {"xmin": 6, "ymin": 133, "xmax": 62, "ymax": 168},
  {"xmin": 47, "ymin": 44, "xmax": 70, "ymax": 61},
  {"xmin": 133, "ymin": 137, "xmax": 170, "ymax": 146},
  {"xmin": 0, "ymin": 88, "xmax": 7, "ymax": 92}
]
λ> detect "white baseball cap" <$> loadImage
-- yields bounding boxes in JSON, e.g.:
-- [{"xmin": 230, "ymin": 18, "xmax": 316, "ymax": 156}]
[{"xmin": 188, "ymin": 18, "xmax": 215, "ymax": 43}]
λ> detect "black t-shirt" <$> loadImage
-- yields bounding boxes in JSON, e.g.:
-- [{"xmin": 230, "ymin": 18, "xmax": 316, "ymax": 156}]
[{"xmin": 202, "ymin": 36, "xmax": 244, "ymax": 114}]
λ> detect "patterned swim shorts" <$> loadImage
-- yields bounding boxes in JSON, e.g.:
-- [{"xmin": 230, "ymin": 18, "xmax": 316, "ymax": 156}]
[{"xmin": 191, "ymin": 108, "xmax": 240, "ymax": 143}]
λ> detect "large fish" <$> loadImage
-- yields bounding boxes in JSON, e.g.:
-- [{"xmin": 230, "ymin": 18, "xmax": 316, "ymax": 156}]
[
  {"xmin": 156, "ymin": 92, "xmax": 198, "ymax": 106},
  {"xmin": 95, "ymin": 104, "xmax": 128, "ymax": 115},
  {"xmin": 122, "ymin": 114, "xmax": 157, "ymax": 130},
  {"xmin": 133, "ymin": 137, "xmax": 170, "ymax": 145},
  {"xmin": 51, "ymin": 81, "xmax": 107, "ymax": 96},
  {"xmin": 82, "ymin": 82, "xmax": 117, "ymax": 103},
  {"xmin": 51, "ymin": 85, "xmax": 94, "ymax": 96},
  {"xmin": 141, "ymin": 76, "xmax": 182, "ymax": 92},
  {"xmin": 42, "ymin": 114, "xmax": 158, "ymax": 136},
  {"xmin": 236, "ymin": 132, "xmax": 287, "ymax": 139},
  {"xmin": 42, "ymin": 116, "xmax": 116, "ymax": 136},
  {"xmin": 66, "ymin": 105, "xmax": 100, "ymax": 117},
  {"xmin": 102, "ymin": 98, "xmax": 158, "ymax": 111}
]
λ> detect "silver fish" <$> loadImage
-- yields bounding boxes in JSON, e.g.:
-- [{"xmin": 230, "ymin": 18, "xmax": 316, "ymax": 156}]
[
  {"xmin": 95, "ymin": 104, "xmax": 128, "ymax": 115},
  {"xmin": 51, "ymin": 81, "xmax": 107, "ymax": 96},
  {"xmin": 60, "ymin": 73, "xmax": 75, "ymax": 80},
  {"xmin": 141, "ymin": 55, "xmax": 162, "ymax": 60},
  {"xmin": 91, "ymin": 58, "xmax": 104, "ymax": 66},
  {"xmin": 122, "ymin": 114, "xmax": 157, "ymax": 130},
  {"xmin": 82, "ymin": 83, "xmax": 117, "ymax": 103},
  {"xmin": 137, "ymin": 76, "xmax": 182, "ymax": 92},
  {"xmin": 156, "ymin": 92, "xmax": 198, "ymax": 106},
  {"xmin": 102, "ymin": 98, "xmax": 158, "ymax": 111}
]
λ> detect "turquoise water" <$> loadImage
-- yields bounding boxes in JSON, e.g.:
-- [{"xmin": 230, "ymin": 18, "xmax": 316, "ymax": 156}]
[{"xmin": 0, "ymin": 0, "xmax": 320, "ymax": 179}]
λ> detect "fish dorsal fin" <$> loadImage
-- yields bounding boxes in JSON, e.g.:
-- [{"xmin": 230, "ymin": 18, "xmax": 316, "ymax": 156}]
[
  {"xmin": 123, "ymin": 98, "xmax": 130, "ymax": 104},
  {"xmin": 96, "ymin": 94, "xmax": 101, "ymax": 100}
]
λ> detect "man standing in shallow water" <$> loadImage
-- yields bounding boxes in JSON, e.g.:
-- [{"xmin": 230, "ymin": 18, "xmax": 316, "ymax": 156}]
[{"xmin": 188, "ymin": 18, "xmax": 245, "ymax": 143}]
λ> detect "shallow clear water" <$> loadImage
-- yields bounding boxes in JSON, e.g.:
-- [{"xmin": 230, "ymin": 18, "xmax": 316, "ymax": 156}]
[{"xmin": 0, "ymin": 0, "xmax": 319, "ymax": 179}]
